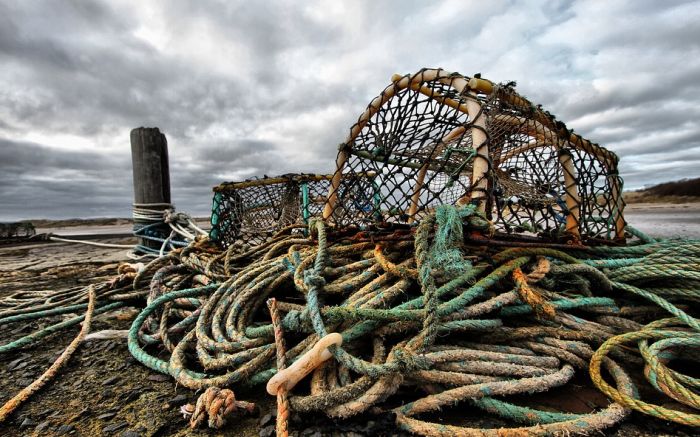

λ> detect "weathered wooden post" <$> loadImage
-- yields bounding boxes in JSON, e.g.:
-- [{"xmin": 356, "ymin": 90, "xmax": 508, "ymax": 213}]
[{"xmin": 130, "ymin": 127, "xmax": 171, "ymax": 250}]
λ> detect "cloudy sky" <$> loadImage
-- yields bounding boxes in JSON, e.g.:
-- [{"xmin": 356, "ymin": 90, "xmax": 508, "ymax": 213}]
[{"xmin": 1, "ymin": 0, "xmax": 699, "ymax": 220}]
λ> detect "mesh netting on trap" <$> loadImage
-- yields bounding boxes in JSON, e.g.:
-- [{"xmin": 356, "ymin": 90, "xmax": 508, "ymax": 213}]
[
  {"xmin": 210, "ymin": 173, "xmax": 378, "ymax": 248},
  {"xmin": 323, "ymin": 68, "xmax": 625, "ymax": 245}
]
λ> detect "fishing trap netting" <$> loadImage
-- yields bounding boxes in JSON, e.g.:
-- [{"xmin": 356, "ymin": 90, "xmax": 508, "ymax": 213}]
[
  {"xmin": 324, "ymin": 69, "xmax": 625, "ymax": 245},
  {"xmin": 210, "ymin": 173, "xmax": 378, "ymax": 248},
  {"xmin": 0, "ymin": 222, "xmax": 36, "ymax": 239}
]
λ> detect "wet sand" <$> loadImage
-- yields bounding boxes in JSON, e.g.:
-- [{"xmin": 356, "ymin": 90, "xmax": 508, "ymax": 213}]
[{"xmin": 625, "ymin": 203, "xmax": 700, "ymax": 238}]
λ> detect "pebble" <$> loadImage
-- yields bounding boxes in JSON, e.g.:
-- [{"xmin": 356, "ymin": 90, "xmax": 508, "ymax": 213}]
[
  {"xmin": 37, "ymin": 408, "xmax": 53, "ymax": 417},
  {"xmin": 102, "ymin": 375, "xmax": 120, "ymax": 386},
  {"xmin": 259, "ymin": 425, "xmax": 275, "ymax": 437},
  {"xmin": 35, "ymin": 421, "xmax": 51, "ymax": 432},
  {"xmin": 20, "ymin": 417, "xmax": 36, "ymax": 428},
  {"xmin": 102, "ymin": 422, "xmax": 129, "ymax": 433},
  {"xmin": 260, "ymin": 413, "xmax": 273, "ymax": 426},
  {"xmin": 147, "ymin": 374, "xmax": 170, "ymax": 382},
  {"xmin": 98, "ymin": 412, "xmax": 117, "ymax": 420},
  {"xmin": 164, "ymin": 394, "xmax": 189, "ymax": 408},
  {"xmin": 122, "ymin": 390, "xmax": 141, "ymax": 402},
  {"xmin": 56, "ymin": 424, "xmax": 76, "ymax": 435},
  {"xmin": 10, "ymin": 360, "xmax": 29, "ymax": 371},
  {"xmin": 121, "ymin": 431, "xmax": 141, "ymax": 437},
  {"xmin": 7, "ymin": 354, "xmax": 31, "ymax": 370}
]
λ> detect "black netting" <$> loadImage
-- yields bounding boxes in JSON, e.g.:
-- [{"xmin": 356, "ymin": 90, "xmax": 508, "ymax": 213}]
[{"xmin": 210, "ymin": 173, "xmax": 377, "ymax": 249}]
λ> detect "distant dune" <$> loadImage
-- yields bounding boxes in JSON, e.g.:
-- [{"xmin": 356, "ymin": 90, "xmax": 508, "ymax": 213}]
[{"xmin": 624, "ymin": 177, "xmax": 700, "ymax": 204}]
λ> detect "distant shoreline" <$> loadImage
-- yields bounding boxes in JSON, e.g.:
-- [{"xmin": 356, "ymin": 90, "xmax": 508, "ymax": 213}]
[
  {"xmin": 7, "ymin": 198, "xmax": 700, "ymax": 228},
  {"xmin": 8, "ymin": 217, "xmax": 210, "ymax": 228}
]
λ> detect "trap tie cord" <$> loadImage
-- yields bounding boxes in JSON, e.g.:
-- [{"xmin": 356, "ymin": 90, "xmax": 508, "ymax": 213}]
[{"xmin": 2, "ymin": 207, "xmax": 699, "ymax": 433}]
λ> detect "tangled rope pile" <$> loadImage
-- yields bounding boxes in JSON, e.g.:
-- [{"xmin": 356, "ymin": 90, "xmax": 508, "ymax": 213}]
[
  {"xmin": 114, "ymin": 204, "xmax": 697, "ymax": 434},
  {"xmin": 1, "ymin": 205, "xmax": 698, "ymax": 433}
]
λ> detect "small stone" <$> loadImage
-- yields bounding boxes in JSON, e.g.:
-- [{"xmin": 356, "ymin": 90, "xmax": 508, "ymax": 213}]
[
  {"xmin": 57, "ymin": 424, "xmax": 75, "ymax": 435},
  {"xmin": 121, "ymin": 431, "xmax": 140, "ymax": 437},
  {"xmin": 102, "ymin": 375, "xmax": 119, "ymax": 386},
  {"xmin": 36, "ymin": 421, "xmax": 50, "ymax": 432},
  {"xmin": 98, "ymin": 412, "xmax": 117, "ymax": 420},
  {"xmin": 147, "ymin": 374, "xmax": 170, "ymax": 382},
  {"xmin": 8, "ymin": 359, "xmax": 28, "ymax": 371},
  {"xmin": 7, "ymin": 355, "xmax": 29, "ymax": 370},
  {"xmin": 260, "ymin": 413, "xmax": 273, "ymax": 426},
  {"xmin": 122, "ymin": 390, "xmax": 141, "ymax": 402},
  {"xmin": 164, "ymin": 394, "xmax": 189, "ymax": 408},
  {"xmin": 37, "ymin": 408, "xmax": 52, "ymax": 417},
  {"xmin": 259, "ymin": 425, "xmax": 275, "ymax": 437},
  {"xmin": 20, "ymin": 417, "xmax": 36, "ymax": 428},
  {"xmin": 102, "ymin": 422, "xmax": 128, "ymax": 433}
]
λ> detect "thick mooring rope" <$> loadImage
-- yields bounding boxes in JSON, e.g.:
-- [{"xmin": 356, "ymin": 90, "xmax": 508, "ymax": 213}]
[{"xmin": 1, "ymin": 206, "xmax": 698, "ymax": 434}]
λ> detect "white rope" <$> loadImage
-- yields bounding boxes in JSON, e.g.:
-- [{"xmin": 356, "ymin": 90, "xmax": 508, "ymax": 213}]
[
  {"xmin": 49, "ymin": 236, "xmax": 135, "ymax": 249},
  {"xmin": 159, "ymin": 230, "xmax": 176, "ymax": 257},
  {"xmin": 44, "ymin": 203, "xmax": 207, "ymax": 258}
]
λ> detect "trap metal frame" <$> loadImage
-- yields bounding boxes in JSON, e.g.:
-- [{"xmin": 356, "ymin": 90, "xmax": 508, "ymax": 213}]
[{"xmin": 323, "ymin": 68, "xmax": 624, "ymax": 245}]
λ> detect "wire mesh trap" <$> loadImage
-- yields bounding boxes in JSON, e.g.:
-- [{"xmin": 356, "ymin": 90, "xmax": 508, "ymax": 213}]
[
  {"xmin": 323, "ymin": 68, "xmax": 625, "ymax": 245},
  {"xmin": 0, "ymin": 222, "xmax": 36, "ymax": 240},
  {"xmin": 210, "ymin": 173, "xmax": 378, "ymax": 248}
]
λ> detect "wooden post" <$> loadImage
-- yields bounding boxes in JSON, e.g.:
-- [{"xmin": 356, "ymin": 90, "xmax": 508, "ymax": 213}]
[
  {"xmin": 465, "ymin": 91, "xmax": 489, "ymax": 212},
  {"xmin": 608, "ymin": 173, "xmax": 626, "ymax": 241},
  {"xmin": 130, "ymin": 127, "xmax": 171, "ymax": 249},
  {"xmin": 558, "ymin": 150, "xmax": 581, "ymax": 240}
]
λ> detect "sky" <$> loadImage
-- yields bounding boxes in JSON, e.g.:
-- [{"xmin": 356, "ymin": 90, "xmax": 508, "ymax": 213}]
[{"xmin": 1, "ymin": 0, "xmax": 699, "ymax": 220}]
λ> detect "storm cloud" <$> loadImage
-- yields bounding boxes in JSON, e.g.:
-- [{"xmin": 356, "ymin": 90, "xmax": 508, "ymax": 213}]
[{"xmin": 1, "ymin": 0, "xmax": 699, "ymax": 220}]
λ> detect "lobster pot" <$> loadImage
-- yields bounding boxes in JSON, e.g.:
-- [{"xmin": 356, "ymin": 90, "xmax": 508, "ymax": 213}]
[
  {"xmin": 0, "ymin": 222, "xmax": 36, "ymax": 239},
  {"xmin": 210, "ymin": 173, "xmax": 377, "ymax": 248},
  {"xmin": 324, "ymin": 68, "xmax": 625, "ymax": 244}
]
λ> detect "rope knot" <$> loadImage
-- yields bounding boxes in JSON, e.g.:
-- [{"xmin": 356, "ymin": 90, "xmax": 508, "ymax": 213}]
[
  {"xmin": 393, "ymin": 347, "xmax": 430, "ymax": 372},
  {"xmin": 303, "ymin": 271, "xmax": 326, "ymax": 290},
  {"xmin": 181, "ymin": 387, "xmax": 255, "ymax": 429},
  {"xmin": 162, "ymin": 208, "xmax": 178, "ymax": 224},
  {"xmin": 307, "ymin": 218, "xmax": 323, "ymax": 238}
]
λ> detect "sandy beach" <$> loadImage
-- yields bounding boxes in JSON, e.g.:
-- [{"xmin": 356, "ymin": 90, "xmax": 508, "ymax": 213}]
[{"xmin": 623, "ymin": 202, "xmax": 700, "ymax": 238}]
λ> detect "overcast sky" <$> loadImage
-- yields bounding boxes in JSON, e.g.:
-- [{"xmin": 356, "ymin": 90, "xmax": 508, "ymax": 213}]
[{"xmin": 1, "ymin": 0, "xmax": 699, "ymax": 220}]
